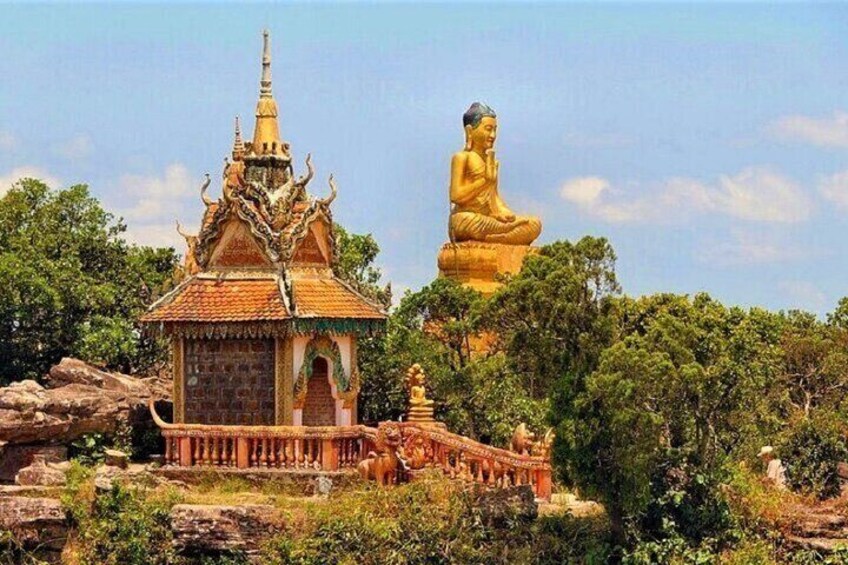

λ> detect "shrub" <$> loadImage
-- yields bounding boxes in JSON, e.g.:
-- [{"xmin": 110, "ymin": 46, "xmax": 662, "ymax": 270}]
[
  {"xmin": 62, "ymin": 465, "xmax": 183, "ymax": 565},
  {"xmin": 260, "ymin": 476, "xmax": 613, "ymax": 565},
  {"xmin": 781, "ymin": 417, "xmax": 848, "ymax": 500}
]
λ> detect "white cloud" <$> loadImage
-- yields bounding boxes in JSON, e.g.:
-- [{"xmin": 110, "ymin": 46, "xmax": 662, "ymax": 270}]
[
  {"xmin": 779, "ymin": 281, "xmax": 827, "ymax": 312},
  {"xmin": 0, "ymin": 131, "xmax": 16, "ymax": 152},
  {"xmin": 769, "ymin": 111, "xmax": 848, "ymax": 148},
  {"xmin": 124, "ymin": 222, "xmax": 190, "ymax": 251},
  {"xmin": 0, "ymin": 166, "xmax": 62, "ymax": 197},
  {"xmin": 120, "ymin": 163, "xmax": 195, "ymax": 220},
  {"xmin": 696, "ymin": 230, "xmax": 805, "ymax": 266},
  {"xmin": 560, "ymin": 167, "xmax": 811, "ymax": 224},
  {"xmin": 54, "ymin": 134, "xmax": 93, "ymax": 160},
  {"xmin": 819, "ymin": 170, "xmax": 848, "ymax": 209}
]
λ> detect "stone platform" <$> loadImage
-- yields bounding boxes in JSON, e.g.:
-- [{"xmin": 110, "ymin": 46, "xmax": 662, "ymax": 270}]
[{"xmin": 437, "ymin": 242, "xmax": 537, "ymax": 295}]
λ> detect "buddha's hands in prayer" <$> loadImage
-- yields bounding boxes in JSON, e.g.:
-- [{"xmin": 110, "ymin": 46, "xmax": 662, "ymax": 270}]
[
  {"xmin": 485, "ymin": 149, "xmax": 498, "ymax": 182},
  {"xmin": 495, "ymin": 213, "xmax": 516, "ymax": 223}
]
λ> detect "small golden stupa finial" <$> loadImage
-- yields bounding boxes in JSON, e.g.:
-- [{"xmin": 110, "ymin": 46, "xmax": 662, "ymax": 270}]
[
  {"xmin": 252, "ymin": 29, "xmax": 283, "ymax": 157},
  {"xmin": 233, "ymin": 116, "xmax": 245, "ymax": 158}
]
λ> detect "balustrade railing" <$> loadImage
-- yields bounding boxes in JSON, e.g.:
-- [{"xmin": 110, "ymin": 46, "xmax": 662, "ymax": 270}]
[
  {"xmin": 393, "ymin": 422, "xmax": 553, "ymax": 500},
  {"xmin": 151, "ymin": 403, "xmax": 551, "ymax": 499}
]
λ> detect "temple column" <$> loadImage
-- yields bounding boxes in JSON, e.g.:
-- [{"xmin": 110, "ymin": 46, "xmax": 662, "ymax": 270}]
[
  {"xmin": 275, "ymin": 336, "xmax": 294, "ymax": 425},
  {"xmin": 173, "ymin": 337, "xmax": 185, "ymax": 423}
]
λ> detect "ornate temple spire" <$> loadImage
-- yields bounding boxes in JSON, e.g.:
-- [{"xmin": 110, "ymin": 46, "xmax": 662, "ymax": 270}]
[
  {"xmin": 232, "ymin": 116, "xmax": 245, "ymax": 158},
  {"xmin": 251, "ymin": 29, "xmax": 283, "ymax": 157},
  {"xmin": 259, "ymin": 30, "xmax": 273, "ymax": 99}
]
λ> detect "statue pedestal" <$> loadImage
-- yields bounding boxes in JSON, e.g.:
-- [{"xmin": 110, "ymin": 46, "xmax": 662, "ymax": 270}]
[
  {"xmin": 407, "ymin": 404, "xmax": 435, "ymax": 423},
  {"xmin": 437, "ymin": 242, "xmax": 537, "ymax": 295}
]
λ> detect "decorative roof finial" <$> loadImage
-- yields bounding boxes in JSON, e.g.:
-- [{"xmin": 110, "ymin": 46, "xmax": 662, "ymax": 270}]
[
  {"xmin": 260, "ymin": 29, "xmax": 272, "ymax": 99},
  {"xmin": 251, "ymin": 29, "xmax": 283, "ymax": 157},
  {"xmin": 233, "ymin": 116, "xmax": 245, "ymax": 156}
]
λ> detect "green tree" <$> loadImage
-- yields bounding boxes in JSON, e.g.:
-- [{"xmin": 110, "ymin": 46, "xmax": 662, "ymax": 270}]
[
  {"xmin": 333, "ymin": 224, "xmax": 391, "ymax": 308},
  {"xmin": 0, "ymin": 179, "xmax": 178, "ymax": 383},
  {"xmin": 779, "ymin": 309, "xmax": 848, "ymax": 419},
  {"xmin": 555, "ymin": 293, "xmax": 784, "ymax": 543},
  {"xmin": 358, "ymin": 278, "xmax": 485, "ymax": 430},
  {"xmin": 486, "ymin": 237, "xmax": 621, "ymax": 399}
]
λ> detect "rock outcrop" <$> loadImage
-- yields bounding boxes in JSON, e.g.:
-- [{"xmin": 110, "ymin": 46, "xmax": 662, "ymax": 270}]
[
  {"xmin": 783, "ymin": 501, "xmax": 848, "ymax": 553},
  {"xmin": 0, "ymin": 358, "xmax": 171, "ymax": 481},
  {"xmin": 171, "ymin": 504, "xmax": 286, "ymax": 561},
  {"xmin": 14, "ymin": 456, "xmax": 67, "ymax": 486},
  {"xmin": 0, "ymin": 496, "xmax": 68, "ymax": 563}
]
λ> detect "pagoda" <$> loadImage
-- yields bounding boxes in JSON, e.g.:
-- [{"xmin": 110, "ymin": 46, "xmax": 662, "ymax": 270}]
[{"xmin": 142, "ymin": 30, "xmax": 386, "ymax": 429}]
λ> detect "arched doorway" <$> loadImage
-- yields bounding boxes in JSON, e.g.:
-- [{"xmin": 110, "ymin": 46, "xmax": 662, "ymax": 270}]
[{"xmin": 302, "ymin": 357, "xmax": 335, "ymax": 426}]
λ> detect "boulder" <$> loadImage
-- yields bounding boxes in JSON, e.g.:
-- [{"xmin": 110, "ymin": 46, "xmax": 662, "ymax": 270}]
[
  {"xmin": 104, "ymin": 449, "xmax": 129, "ymax": 469},
  {"xmin": 0, "ymin": 444, "xmax": 67, "ymax": 482},
  {"xmin": 0, "ymin": 496, "xmax": 68, "ymax": 555},
  {"xmin": 14, "ymin": 456, "xmax": 66, "ymax": 487},
  {"xmin": 0, "ymin": 358, "xmax": 171, "ymax": 447},
  {"xmin": 171, "ymin": 504, "xmax": 286, "ymax": 560},
  {"xmin": 46, "ymin": 358, "xmax": 151, "ymax": 398},
  {"xmin": 0, "ymin": 380, "xmax": 126, "ymax": 445}
]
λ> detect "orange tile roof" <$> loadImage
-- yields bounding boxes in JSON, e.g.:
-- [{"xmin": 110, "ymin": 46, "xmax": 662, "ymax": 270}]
[
  {"xmin": 142, "ymin": 278, "xmax": 289, "ymax": 322},
  {"xmin": 292, "ymin": 278, "xmax": 385, "ymax": 319}
]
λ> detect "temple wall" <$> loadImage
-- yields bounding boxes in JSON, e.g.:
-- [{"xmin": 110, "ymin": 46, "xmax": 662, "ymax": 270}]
[{"xmin": 183, "ymin": 338, "xmax": 276, "ymax": 425}]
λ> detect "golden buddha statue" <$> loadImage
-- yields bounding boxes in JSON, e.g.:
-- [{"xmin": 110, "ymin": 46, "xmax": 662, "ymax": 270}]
[
  {"xmin": 449, "ymin": 102, "xmax": 541, "ymax": 245},
  {"xmin": 406, "ymin": 364, "xmax": 435, "ymax": 423},
  {"xmin": 437, "ymin": 103, "xmax": 543, "ymax": 296}
]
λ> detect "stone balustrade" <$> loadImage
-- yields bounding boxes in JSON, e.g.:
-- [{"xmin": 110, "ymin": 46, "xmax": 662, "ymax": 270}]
[{"xmin": 150, "ymin": 402, "xmax": 552, "ymax": 500}]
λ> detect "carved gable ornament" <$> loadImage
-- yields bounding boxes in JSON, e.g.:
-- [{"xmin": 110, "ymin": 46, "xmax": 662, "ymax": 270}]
[
  {"xmin": 291, "ymin": 225, "xmax": 329, "ymax": 266},
  {"xmin": 209, "ymin": 219, "xmax": 272, "ymax": 269}
]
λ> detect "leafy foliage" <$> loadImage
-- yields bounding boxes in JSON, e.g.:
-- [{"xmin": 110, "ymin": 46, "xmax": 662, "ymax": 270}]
[
  {"xmin": 62, "ymin": 462, "xmax": 183, "ymax": 565},
  {"xmin": 486, "ymin": 237, "xmax": 620, "ymax": 399},
  {"xmin": 261, "ymin": 476, "xmax": 611, "ymax": 565},
  {"xmin": 0, "ymin": 179, "xmax": 178, "ymax": 383},
  {"xmin": 333, "ymin": 224, "xmax": 391, "ymax": 308},
  {"xmin": 781, "ymin": 417, "xmax": 848, "ymax": 500}
]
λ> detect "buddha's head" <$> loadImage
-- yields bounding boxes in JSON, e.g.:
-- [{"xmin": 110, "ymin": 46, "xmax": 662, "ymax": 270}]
[{"xmin": 463, "ymin": 102, "xmax": 497, "ymax": 151}]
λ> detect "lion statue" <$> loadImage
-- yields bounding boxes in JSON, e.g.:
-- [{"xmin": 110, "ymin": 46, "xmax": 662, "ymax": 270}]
[
  {"xmin": 532, "ymin": 428, "xmax": 555, "ymax": 459},
  {"xmin": 510, "ymin": 423, "xmax": 536, "ymax": 456},
  {"xmin": 358, "ymin": 423, "xmax": 403, "ymax": 486}
]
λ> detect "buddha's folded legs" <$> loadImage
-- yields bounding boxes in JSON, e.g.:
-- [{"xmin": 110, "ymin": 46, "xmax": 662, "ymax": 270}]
[{"xmin": 450, "ymin": 212, "xmax": 542, "ymax": 245}]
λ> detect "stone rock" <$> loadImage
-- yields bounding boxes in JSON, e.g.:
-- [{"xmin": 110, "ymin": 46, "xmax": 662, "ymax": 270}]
[
  {"xmin": 0, "ymin": 444, "xmax": 67, "ymax": 482},
  {"xmin": 313, "ymin": 475, "xmax": 333, "ymax": 497},
  {"xmin": 171, "ymin": 504, "xmax": 286, "ymax": 560},
  {"xmin": 46, "ymin": 357, "xmax": 150, "ymax": 397},
  {"xmin": 104, "ymin": 448, "xmax": 129, "ymax": 469},
  {"xmin": 473, "ymin": 484, "xmax": 538, "ymax": 527},
  {"xmin": 0, "ymin": 496, "xmax": 68, "ymax": 552},
  {"xmin": 14, "ymin": 456, "xmax": 66, "ymax": 486},
  {"xmin": 0, "ymin": 358, "xmax": 171, "ymax": 447}
]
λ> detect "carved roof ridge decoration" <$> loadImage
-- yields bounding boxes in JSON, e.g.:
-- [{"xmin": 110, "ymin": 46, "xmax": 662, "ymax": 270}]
[
  {"xmin": 288, "ymin": 266, "xmax": 335, "ymax": 279},
  {"xmin": 193, "ymin": 155, "xmax": 338, "ymax": 273},
  {"xmin": 195, "ymin": 271, "xmax": 278, "ymax": 280}
]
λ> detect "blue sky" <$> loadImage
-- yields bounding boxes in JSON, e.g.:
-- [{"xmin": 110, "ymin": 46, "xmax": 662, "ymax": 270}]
[{"xmin": 1, "ymin": 3, "xmax": 846, "ymax": 314}]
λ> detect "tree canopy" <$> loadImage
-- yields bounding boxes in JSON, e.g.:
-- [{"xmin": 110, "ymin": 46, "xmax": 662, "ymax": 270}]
[{"xmin": 0, "ymin": 179, "xmax": 178, "ymax": 383}]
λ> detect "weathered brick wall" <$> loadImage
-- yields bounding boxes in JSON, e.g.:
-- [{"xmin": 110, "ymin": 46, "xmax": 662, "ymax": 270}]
[
  {"xmin": 183, "ymin": 339, "xmax": 275, "ymax": 425},
  {"xmin": 302, "ymin": 358, "xmax": 335, "ymax": 426}
]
